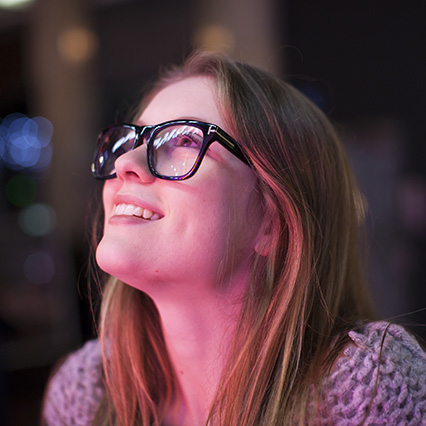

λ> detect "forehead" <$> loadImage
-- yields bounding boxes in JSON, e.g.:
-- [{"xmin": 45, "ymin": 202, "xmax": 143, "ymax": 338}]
[{"xmin": 138, "ymin": 76, "xmax": 227, "ymax": 130}]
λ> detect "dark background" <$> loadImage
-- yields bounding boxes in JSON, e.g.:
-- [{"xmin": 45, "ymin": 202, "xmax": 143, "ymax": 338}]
[{"xmin": 0, "ymin": 0, "xmax": 425, "ymax": 424}]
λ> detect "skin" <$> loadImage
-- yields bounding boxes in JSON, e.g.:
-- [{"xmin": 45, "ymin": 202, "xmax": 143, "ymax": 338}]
[{"xmin": 96, "ymin": 76, "xmax": 265, "ymax": 424}]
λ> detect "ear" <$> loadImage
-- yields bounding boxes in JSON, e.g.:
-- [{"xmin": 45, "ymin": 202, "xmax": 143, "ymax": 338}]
[{"xmin": 254, "ymin": 221, "xmax": 272, "ymax": 257}]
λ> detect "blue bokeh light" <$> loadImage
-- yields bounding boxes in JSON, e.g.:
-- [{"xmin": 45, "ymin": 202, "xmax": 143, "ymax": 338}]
[{"xmin": 0, "ymin": 113, "xmax": 53, "ymax": 173}]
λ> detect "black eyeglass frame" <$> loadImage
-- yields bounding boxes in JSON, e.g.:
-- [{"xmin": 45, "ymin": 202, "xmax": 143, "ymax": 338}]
[{"xmin": 92, "ymin": 119, "xmax": 251, "ymax": 181}]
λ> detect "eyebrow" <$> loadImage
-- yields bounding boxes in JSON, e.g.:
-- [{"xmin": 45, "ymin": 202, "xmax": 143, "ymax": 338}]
[{"xmin": 136, "ymin": 117, "xmax": 213, "ymax": 127}]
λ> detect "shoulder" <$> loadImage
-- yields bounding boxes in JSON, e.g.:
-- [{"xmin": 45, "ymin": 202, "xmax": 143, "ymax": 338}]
[
  {"xmin": 320, "ymin": 321, "xmax": 426, "ymax": 425},
  {"xmin": 42, "ymin": 339, "xmax": 105, "ymax": 426}
]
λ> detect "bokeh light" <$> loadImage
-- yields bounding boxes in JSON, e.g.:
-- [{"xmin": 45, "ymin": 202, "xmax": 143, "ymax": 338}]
[
  {"xmin": 0, "ymin": 0, "xmax": 34, "ymax": 9},
  {"xmin": 193, "ymin": 25, "xmax": 235, "ymax": 55},
  {"xmin": 0, "ymin": 113, "xmax": 53, "ymax": 173},
  {"xmin": 57, "ymin": 26, "xmax": 98, "ymax": 64},
  {"xmin": 23, "ymin": 251, "xmax": 55, "ymax": 284},
  {"xmin": 5, "ymin": 174, "xmax": 37, "ymax": 207},
  {"xmin": 18, "ymin": 203, "xmax": 56, "ymax": 237}
]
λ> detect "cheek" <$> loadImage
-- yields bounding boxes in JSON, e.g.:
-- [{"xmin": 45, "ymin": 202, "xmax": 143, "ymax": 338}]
[
  {"xmin": 164, "ymin": 182, "xmax": 235, "ymax": 262},
  {"xmin": 196, "ymin": 175, "xmax": 261, "ymax": 256},
  {"xmin": 228, "ymin": 175, "xmax": 263, "ymax": 239}
]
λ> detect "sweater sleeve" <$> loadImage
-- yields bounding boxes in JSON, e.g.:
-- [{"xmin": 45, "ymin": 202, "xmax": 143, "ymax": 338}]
[
  {"xmin": 42, "ymin": 339, "xmax": 105, "ymax": 426},
  {"xmin": 318, "ymin": 322, "xmax": 426, "ymax": 426}
]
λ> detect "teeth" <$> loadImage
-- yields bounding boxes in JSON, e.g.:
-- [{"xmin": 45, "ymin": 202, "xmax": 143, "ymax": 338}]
[
  {"xmin": 142, "ymin": 209, "xmax": 153, "ymax": 219},
  {"xmin": 125, "ymin": 204, "xmax": 141, "ymax": 216},
  {"xmin": 113, "ymin": 203, "xmax": 161, "ymax": 221}
]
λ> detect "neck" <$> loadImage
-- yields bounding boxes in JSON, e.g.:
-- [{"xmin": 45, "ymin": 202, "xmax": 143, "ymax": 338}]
[{"xmin": 151, "ymin": 274, "xmax": 248, "ymax": 425}]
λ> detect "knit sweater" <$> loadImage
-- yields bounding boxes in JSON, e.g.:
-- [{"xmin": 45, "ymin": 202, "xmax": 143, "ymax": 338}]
[{"xmin": 42, "ymin": 322, "xmax": 426, "ymax": 425}]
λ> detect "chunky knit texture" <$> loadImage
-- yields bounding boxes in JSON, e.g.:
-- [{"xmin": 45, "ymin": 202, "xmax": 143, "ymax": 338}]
[
  {"xmin": 42, "ymin": 322, "xmax": 426, "ymax": 425},
  {"xmin": 311, "ymin": 322, "xmax": 426, "ymax": 425},
  {"xmin": 43, "ymin": 339, "xmax": 104, "ymax": 426}
]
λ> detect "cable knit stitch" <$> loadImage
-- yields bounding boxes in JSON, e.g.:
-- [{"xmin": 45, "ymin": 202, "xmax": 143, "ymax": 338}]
[
  {"xmin": 42, "ymin": 322, "xmax": 426, "ymax": 425},
  {"xmin": 313, "ymin": 322, "xmax": 426, "ymax": 425},
  {"xmin": 43, "ymin": 339, "xmax": 104, "ymax": 426}
]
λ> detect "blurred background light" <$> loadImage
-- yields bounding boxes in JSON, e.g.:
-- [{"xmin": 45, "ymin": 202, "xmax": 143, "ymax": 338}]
[
  {"xmin": 0, "ymin": 0, "xmax": 34, "ymax": 9},
  {"xmin": 0, "ymin": 113, "xmax": 53, "ymax": 173},
  {"xmin": 23, "ymin": 251, "xmax": 55, "ymax": 284},
  {"xmin": 193, "ymin": 25, "xmax": 235, "ymax": 54},
  {"xmin": 57, "ymin": 26, "xmax": 98, "ymax": 64},
  {"xmin": 5, "ymin": 174, "xmax": 37, "ymax": 207},
  {"xmin": 18, "ymin": 203, "xmax": 56, "ymax": 237}
]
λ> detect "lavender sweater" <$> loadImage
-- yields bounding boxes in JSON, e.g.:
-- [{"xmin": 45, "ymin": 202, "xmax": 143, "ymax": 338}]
[{"xmin": 43, "ymin": 322, "xmax": 426, "ymax": 425}]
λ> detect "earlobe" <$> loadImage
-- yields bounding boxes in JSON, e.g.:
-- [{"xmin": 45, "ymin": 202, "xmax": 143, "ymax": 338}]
[
  {"xmin": 254, "ymin": 226, "xmax": 271, "ymax": 257},
  {"xmin": 255, "ymin": 241, "xmax": 269, "ymax": 256},
  {"xmin": 253, "ymin": 205, "xmax": 274, "ymax": 257}
]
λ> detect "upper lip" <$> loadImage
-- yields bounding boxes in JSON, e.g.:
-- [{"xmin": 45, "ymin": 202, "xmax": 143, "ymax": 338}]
[{"xmin": 112, "ymin": 193, "xmax": 164, "ymax": 218}]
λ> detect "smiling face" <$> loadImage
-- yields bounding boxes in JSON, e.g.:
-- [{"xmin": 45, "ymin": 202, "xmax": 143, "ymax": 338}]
[{"xmin": 96, "ymin": 76, "xmax": 263, "ymax": 301}]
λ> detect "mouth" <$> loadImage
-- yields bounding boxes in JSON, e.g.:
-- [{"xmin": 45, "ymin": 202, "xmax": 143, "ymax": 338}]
[{"xmin": 112, "ymin": 203, "xmax": 162, "ymax": 221}]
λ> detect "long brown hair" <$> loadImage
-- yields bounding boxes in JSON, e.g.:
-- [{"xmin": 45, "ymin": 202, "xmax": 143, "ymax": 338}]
[{"xmin": 95, "ymin": 52, "xmax": 374, "ymax": 425}]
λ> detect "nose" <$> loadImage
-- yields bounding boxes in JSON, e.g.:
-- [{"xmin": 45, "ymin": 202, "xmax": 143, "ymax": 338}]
[{"xmin": 114, "ymin": 145, "xmax": 155, "ymax": 183}]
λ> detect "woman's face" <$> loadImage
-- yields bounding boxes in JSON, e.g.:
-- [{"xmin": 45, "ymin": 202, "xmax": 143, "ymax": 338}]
[{"xmin": 96, "ymin": 76, "xmax": 263, "ymax": 299}]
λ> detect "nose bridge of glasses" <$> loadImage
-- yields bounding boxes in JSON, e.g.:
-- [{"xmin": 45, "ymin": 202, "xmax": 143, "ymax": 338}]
[{"xmin": 133, "ymin": 125, "xmax": 150, "ymax": 150}]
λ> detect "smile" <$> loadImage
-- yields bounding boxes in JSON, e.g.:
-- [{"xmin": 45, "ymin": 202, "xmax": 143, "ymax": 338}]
[{"xmin": 112, "ymin": 203, "xmax": 162, "ymax": 221}]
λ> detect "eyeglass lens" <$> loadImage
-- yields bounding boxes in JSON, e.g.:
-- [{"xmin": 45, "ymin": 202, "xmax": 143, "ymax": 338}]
[
  {"xmin": 151, "ymin": 124, "xmax": 203, "ymax": 177},
  {"xmin": 95, "ymin": 127, "xmax": 136, "ymax": 178},
  {"xmin": 96, "ymin": 124, "xmax": 205, "ymax": 178}
]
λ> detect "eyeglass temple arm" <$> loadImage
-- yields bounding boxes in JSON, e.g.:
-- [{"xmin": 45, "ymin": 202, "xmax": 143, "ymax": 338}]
[{"xmin": 209, "ymin": 126, "xmax": 252, "ymax": 166}]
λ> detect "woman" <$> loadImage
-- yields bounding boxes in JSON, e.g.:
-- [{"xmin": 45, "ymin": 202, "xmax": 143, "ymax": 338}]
[{"xmin": 42, "ymin": 52, "xmax": 426, "ymax": 425}]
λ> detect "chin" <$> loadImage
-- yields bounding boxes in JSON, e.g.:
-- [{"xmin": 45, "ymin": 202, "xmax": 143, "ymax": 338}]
[
  {"xmin": 95, "ymin": 237, "xmax": 125, "ymax": 278},
  {"xmin": 95, "ymin": 238, "xmax": 154, "ymax": 292}
]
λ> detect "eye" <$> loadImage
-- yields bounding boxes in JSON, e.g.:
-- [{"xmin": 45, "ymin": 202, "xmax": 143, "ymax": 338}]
[
  {"xmin": 173, "ymin": 134, "xmax": 202, "ymax": 148},
  {"xmin": 153, "ymin": 125, "xmax": 204, "ymax": 150}
]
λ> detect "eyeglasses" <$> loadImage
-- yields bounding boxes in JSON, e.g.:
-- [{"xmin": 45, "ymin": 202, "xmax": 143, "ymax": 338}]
[{"xmin": 91, "ymin": 119, "xmax": 250, "ymax": 181}]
